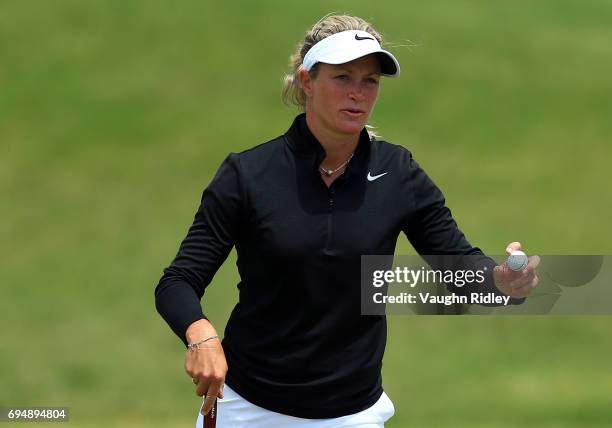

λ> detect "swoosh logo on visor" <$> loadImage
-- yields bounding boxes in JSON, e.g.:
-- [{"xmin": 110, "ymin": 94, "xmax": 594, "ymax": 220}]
[{"xmin": 355, "ymin": 34, "xmax": 375, "ymax": 41}]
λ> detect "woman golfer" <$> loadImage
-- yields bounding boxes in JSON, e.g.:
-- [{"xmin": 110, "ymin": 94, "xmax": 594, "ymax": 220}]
[{"xmin": 155, "ymin": 14, "xmax": 539, "ymax": 428}]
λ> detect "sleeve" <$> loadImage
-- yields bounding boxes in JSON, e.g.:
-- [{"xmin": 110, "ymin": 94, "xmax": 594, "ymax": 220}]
[
  {"xmin": 400, "ymin": 150, "xmax": 523, "ymax": 305},
  {"xmin": 154, "ymin": 153, "xmax": 245, "ymax": 346}
]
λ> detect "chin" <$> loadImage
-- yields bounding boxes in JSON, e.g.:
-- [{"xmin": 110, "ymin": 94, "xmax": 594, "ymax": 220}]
[{"xmin": 336, "ymin": 118, "xmax": 367, "ymax": 136}]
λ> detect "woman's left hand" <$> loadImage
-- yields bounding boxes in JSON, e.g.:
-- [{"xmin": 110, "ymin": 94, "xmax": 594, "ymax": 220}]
[{"xmin": 492, "ymin": 241, "xmax": 540, "ymax": 299}]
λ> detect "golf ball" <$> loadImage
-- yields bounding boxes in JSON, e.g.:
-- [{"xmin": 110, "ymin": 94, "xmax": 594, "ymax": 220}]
[{"xmin": 507, "ymin": 250, "xmax": 528, "ymax": 272}]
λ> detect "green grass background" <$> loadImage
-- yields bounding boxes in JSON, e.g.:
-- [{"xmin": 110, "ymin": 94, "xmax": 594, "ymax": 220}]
[{"xmin": 2, "ymin": 1, "xmax": 611, "ymax": 427}]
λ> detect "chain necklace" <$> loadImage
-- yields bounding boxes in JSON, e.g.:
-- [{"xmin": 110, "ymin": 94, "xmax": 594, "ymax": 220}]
[{"xmin": 319, "ymin": 153, "xmax": 354, "ymax": 177}]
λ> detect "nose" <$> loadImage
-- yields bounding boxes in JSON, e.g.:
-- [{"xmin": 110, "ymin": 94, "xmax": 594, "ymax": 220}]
[{"xmin": 348, "ymin": 83, "xmax": 365, "ymax": 102}]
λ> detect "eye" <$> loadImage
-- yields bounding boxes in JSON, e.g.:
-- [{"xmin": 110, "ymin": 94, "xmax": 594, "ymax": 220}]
[
  {"xmin": 335, "ymin": 74, "xmax": 349, "ymax": 81},
  {"xmin": 367, "ymin": 77, "xmax": 380, "ymax": 85}
]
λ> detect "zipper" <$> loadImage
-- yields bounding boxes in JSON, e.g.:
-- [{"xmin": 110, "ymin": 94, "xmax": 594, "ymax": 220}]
[{"xmin": 326, "ymin": 187, "xmax": 335, "ymax": 249}]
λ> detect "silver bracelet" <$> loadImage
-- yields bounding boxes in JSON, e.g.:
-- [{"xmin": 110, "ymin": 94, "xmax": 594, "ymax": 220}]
[{"xmin": 187, "ymin": 335, "xmax": 219, "ymax": 352}]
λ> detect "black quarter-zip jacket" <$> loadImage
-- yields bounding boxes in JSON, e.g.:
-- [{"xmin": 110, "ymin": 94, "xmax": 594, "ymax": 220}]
[{"xmin": 154, "ymin": 114, "xmax": 519, "ymax": 418}]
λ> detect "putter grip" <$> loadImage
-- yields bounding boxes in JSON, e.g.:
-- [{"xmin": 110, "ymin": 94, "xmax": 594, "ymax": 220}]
[{"xmin": 203, "ymin": 399, "xmax": 217, "ymax": 428}]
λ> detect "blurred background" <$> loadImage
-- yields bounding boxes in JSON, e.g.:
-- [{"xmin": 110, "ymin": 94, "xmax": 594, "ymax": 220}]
[{"xmin": 2, "ymin": 1, "xmax": 611, "ymax": 427}]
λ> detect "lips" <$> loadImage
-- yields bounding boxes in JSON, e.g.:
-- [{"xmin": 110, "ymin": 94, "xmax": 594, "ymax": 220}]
[{"xmin": 341, "ymin": 108, "xmax": 365, "ymax": 117}]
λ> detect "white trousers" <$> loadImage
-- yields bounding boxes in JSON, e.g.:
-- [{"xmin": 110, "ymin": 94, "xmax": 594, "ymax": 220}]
[{"xmin": 195, "ymin": 384, "xmax": 395, "ymax": 428}]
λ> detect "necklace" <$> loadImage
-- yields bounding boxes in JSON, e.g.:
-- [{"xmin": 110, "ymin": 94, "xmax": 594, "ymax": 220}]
[{"xmin": 319, "ymin": 153, "xmax": 354, "ymax": 177}]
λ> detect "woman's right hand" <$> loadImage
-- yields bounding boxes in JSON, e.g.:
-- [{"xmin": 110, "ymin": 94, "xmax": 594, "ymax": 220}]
[{"xmin": 184, "ymin": 319, "xmax": 228, "ymax": 415}]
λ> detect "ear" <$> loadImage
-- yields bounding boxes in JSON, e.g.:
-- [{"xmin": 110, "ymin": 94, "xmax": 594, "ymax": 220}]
[{"xmin": 298, "ymin": 68, "xmax": 313, "ymax": 97}]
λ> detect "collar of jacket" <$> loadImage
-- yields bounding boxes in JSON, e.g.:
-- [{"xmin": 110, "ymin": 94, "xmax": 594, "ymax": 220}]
[{"xmin": 284, "ymin": 113, "xmax": 371, "ymax": 180}]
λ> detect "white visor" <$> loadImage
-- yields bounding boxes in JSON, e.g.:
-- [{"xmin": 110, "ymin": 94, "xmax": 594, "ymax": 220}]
[{"xmin": 302, "ymin": 30, "xmax": 400, "ymax": 77}]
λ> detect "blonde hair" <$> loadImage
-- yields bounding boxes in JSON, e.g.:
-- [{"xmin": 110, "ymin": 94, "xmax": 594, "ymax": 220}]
[{"xmin": 282, "ymin": 14, "xmax": 384, "ymax": 110}]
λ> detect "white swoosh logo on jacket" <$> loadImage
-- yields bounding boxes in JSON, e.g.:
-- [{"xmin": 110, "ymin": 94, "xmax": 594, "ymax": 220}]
[{"xmin": 367, "ymin": 172, "xmax": 388, "ymax": 182}]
